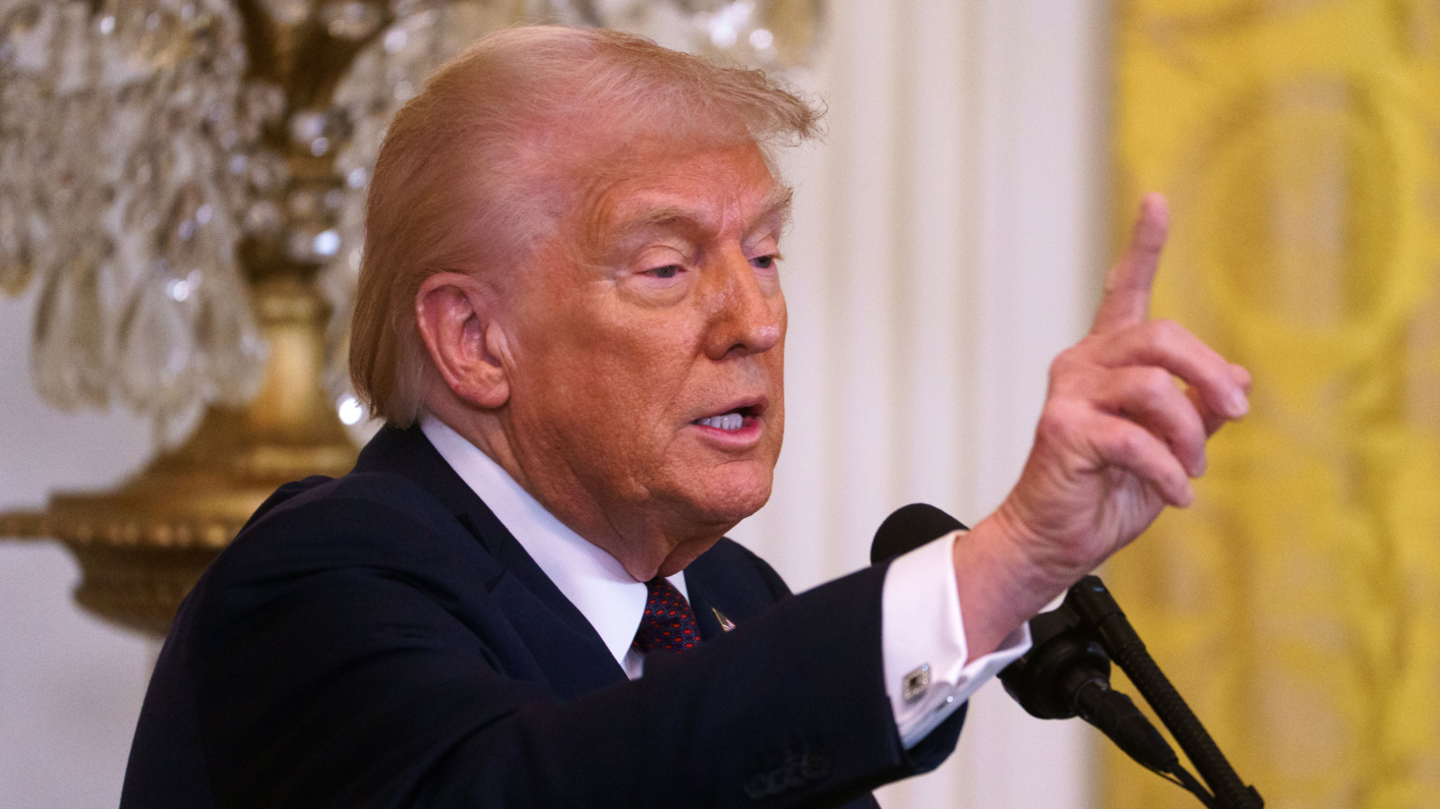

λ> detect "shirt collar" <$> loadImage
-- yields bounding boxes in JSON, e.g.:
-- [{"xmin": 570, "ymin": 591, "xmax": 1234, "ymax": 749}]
[{"xmin": 419, "ymin": 416, "xmax": 687, "ymax": 666}]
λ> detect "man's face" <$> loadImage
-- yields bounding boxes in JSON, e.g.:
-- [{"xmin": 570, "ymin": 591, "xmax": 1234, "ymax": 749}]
[{"xmin": 499, "ymin": 140, "xmax": 789, "ymax": 578}]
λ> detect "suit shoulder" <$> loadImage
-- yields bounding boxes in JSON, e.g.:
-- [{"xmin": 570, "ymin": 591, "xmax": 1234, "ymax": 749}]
[
  {"xmin": 201, "ymin": 471, "xmax": 494, "ymax": 611},
  {"xmin": 233, "ymin": 471, "xmax": 463, "ymax": 552}
]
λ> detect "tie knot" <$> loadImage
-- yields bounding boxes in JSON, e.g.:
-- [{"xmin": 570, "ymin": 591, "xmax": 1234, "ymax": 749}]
[{"xmin": 633, "ymin": 577, "xmax": 701, "ymax": 655}]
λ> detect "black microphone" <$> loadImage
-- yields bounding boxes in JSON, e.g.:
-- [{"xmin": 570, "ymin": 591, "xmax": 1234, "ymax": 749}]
[
  {"xmin": 869, "ymin": 504, "xmax": 1178, "ymax": 776},
  {"xmin": 998, "ymin": 595, "xmax": 1178, "ymax": 775},
  {"xmin": 870, "ymin": 502, "xmax": 968, "ymax": 564}
]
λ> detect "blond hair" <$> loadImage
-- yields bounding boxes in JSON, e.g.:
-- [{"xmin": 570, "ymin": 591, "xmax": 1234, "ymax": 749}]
[{"xmin": 350, "ymin": 26, "xmax": 823, "ymax": 426}]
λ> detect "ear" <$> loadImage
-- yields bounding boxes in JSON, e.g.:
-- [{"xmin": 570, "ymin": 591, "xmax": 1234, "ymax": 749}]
[{"xmin": 415, "ymin": 272, "xmax": 511, "ymax": 410}]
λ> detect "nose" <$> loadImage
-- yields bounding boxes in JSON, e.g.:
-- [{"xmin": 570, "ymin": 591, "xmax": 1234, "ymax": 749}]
[{"xmin": 701, "ymin": 247, "xmax": 784, "ymax": 361}]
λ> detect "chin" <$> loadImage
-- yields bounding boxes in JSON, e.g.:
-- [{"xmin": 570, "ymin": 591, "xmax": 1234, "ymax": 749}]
[{"xmin": 674, "ymin": 465, "xmax": 774, "ymax": 528}]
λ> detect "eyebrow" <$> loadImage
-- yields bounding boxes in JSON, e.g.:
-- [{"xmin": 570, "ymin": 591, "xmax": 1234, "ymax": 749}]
[{"xmin": 612, "ymin": 184, "xmax": 795, "ymax": 241}]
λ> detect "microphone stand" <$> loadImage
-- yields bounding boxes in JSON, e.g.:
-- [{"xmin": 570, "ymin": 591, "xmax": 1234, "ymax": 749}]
[
  {"xmin": 999, "ymin": 576, "xmax": 1262, "ymax": 808},
  {"xmin": 870, "ymin": 503, "xmax": 1262, "ymax": 806},
  {"xmin": 1000, "ymin": 599, "xmax": 1216, "ymax": 806},
  {"xmin": 1066, "ymin": 576, "xmax": 1264, "ymax": 809}
]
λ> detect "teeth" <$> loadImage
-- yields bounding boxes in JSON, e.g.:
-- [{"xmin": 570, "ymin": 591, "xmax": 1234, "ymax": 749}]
[{"xmin": 698, "ymin": 413, "xmax": 745, "ymax": 431}]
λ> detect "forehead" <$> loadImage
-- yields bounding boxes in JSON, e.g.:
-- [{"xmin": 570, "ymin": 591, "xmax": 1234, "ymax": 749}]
[{"xmin": 580, "ymin": 141, "xmax": 789, "ymax": 242}]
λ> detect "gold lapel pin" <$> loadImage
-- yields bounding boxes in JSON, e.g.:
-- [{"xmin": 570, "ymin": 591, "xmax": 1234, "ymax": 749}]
[{"xmin": 712, "ymin": 608, "xmax": 737, "ymax": 632}]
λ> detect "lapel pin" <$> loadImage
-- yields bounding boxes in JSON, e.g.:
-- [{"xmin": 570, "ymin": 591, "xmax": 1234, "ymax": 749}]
[{"xmin": 712, "ymin": 608, "xmax": 736, "ymax": 633}]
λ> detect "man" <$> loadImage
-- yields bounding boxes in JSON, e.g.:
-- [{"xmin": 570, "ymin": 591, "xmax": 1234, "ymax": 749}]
[{"xmin": 121, "ymin": 26, "xmax": 1250, "ymax": 808}]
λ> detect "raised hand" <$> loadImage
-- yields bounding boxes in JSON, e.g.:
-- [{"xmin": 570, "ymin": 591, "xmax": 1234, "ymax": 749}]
[{"xmin": 954, "ymin": 194, "xmax": 1251, "ymax": 659}]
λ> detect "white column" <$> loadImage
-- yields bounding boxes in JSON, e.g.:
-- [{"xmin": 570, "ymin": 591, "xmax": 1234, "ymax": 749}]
[{"xmin": 965, "ymin": 3, "xmax": 1108, "ymax": 808}]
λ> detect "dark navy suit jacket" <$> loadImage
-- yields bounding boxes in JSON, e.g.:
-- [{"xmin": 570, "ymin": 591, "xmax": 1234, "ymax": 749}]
[{"xmin": 120, "ymin": 425, "xmax": 965, "ymax": 808}]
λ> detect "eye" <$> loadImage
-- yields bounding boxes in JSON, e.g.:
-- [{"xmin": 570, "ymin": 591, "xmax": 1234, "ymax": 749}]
[
  {"xmin": 646, "ymin": 264, "xmax": 682, "ymax": 279},
  {"xmin": 751, "ymin": 254, "xmax": 778, "ymax": 270}
]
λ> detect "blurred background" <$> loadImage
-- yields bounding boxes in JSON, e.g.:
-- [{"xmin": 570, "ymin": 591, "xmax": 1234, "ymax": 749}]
[{"xmin": 1, "ymin": 1, "xmax": 1437, "ymax": 807}]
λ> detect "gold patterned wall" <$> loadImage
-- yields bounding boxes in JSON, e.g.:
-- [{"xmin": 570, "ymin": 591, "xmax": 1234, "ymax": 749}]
[{"xmin": 1109, "ymin": 2, "xmax": 1440, "ymax": 808}]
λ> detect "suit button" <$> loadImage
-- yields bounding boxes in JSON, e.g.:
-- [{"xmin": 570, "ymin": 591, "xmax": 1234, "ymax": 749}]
[
  {"xmin": 745, "ymin": 772, "xmax": 787, "ymax": 800},
  {"xmin": 801, "ymin": 752, "xmax": 831, "ymax": 782},
  {"xmin": 781, "ymin": 756, "xmax": 807, "ymax": 789},
  {"xmin": 765, "ymin": 772, "xmax": 787, "ymax": 797}
]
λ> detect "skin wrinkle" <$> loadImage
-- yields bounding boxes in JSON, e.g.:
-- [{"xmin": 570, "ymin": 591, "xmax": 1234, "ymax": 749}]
[{"xmin": 568, "ymin": 133, "xmax": 786, "ymax": 263}]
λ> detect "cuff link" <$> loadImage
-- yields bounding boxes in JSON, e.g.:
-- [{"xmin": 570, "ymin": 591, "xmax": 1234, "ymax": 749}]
[{"xmin": 902, "ymin": 663, "xmax": 931, "ymax": 704}]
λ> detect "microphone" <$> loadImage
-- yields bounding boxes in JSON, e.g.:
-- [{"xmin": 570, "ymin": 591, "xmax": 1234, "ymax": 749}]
[
  {"xmin": 870, "ymin": 504, "xmax": 1178, "ymax": 776},
  {"xmin": 870, "ymin": 502, "xmax": 968, "ymax": 564},
  {"xmin": 998, "ymin": 594, "xmax": 1178, "ymax": 774}
]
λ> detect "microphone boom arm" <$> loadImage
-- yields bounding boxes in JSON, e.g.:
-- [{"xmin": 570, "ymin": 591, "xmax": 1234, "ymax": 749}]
[{"xmin": 1068, "ymin": 577, "xmax": 1263, "ymax": 809}]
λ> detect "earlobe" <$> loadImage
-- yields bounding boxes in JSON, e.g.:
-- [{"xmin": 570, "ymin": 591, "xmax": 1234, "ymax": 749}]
[{"xmin": 415, "ymin": 272, "xmax": 511, "ymax": 410}]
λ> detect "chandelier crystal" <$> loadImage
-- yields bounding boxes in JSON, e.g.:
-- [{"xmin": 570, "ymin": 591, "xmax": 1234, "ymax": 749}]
[{"xmin": 0, "ymin": 0, "xmax": 818, "ymax": 435}]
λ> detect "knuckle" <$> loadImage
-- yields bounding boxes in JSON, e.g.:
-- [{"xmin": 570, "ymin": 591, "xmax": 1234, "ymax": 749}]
[
  {"xmin": 1135, "ymin": 367, "xmax": 1174, "ymax": 402},
  {"xmin": 1036, "ymin": 402, "xmax": 1070, "ymax": 434},
  {"xmin": 1113, "ymin": 424, "xmax": 1155, "ymax": 462},
  {"xmin": 1146, "ymin": 318, "xmax": 1185, "ymax": 350},
  {"xmin": 1097, "ymin": 422, "xmax": 1132, "ymax": 456},
  {"xmin": 1151, "ymin": 317, "xmax": 1182, "ymax": 338},
  {"xmin": 1049, "ymin": 347, "xmax": 1081, "ymax": 378},
  {"xmin": 1037, "ymin": 401, "xmax": 1084, "ymax": 441},
  {"xmin": 1114, "ymin": 427, "xmax": 1146, "ymax": 459}
]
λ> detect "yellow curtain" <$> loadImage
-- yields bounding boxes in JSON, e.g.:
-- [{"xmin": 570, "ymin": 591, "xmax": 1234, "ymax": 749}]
[{"xmin": 1108, "ymin": 2, "xmax": 1440, "ymax": 808}]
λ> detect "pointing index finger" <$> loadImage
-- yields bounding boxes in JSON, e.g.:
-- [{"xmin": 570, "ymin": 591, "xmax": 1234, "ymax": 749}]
[{"xmin": 1091, "ymin": 193, "xmax": 1170, "ymax": 335}]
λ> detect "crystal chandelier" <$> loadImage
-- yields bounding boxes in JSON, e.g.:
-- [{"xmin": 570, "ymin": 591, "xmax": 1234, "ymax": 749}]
[
  {"xmin": 0, "ymin": 0, "xmax": 818, "ymax": 437},
  {"xmin": 0, "ymin": 0, "xmax": 820, "ymax": 634}
]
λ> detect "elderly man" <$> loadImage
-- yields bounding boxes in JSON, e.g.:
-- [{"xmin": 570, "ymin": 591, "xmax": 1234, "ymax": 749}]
[{"xmin": 121, "ymin": 26, "xmax": 1249, "ymax": 809}]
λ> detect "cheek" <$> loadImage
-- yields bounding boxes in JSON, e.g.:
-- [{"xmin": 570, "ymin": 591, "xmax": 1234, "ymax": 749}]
[
  {"xmin": 582, "ymin": 321, "xmax": 698, "ymax": 417},
  {"xmin": 517, "ymin": 312, "xmax": 700, "ymax": 455}
]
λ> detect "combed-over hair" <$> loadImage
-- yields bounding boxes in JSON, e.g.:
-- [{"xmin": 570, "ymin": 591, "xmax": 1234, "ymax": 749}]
[{"xmin": 350, "ymin": 25, "xmax": 823, "ymax": 427}]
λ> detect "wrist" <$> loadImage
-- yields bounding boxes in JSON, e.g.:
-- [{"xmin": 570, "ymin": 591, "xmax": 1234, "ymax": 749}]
[{"xmin": 951, "ymin": 510, "xmax": 1070, "ymax": 662}]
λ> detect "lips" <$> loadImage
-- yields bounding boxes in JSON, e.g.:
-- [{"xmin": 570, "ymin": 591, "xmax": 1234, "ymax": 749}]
[
  {"xmin": 690, "ymin": 398, "xmax": 766, "ymax": 432},
  {"xmin": 696, "ymin": 413, "xmax": 745, "ymax": 431}
]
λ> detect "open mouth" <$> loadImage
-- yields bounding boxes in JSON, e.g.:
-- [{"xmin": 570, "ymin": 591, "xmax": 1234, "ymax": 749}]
[{"xmin": 692, "ymin": 403, "xmax": 763, "ymax": 432}]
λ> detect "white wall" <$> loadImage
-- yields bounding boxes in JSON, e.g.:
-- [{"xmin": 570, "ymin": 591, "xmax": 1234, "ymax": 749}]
[
  {"xmin": 0, "ymin": 2, "xmax": 1110, "ymax": 806},
  {"xmin": 0, "ymin": 289, "xmax": 157, "ymax": 809}
]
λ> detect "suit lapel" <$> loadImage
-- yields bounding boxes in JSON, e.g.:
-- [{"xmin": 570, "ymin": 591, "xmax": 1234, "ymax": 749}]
[
  {"xmin": 459, "ymin": 497, "xmax": 629, "ymax": 696},
  {"xmin": 353, "ymin": 426, "xmax": 628, "ymax": 697},
  {"xmin": 685, "ymin": 586, "xmax": 728, "ymax": 643},
  {"xmin": 682, "ymin": 543, "xmax": 781, "ymax": 643}
]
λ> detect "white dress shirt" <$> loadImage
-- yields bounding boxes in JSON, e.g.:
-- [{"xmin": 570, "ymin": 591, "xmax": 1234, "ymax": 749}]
[{"xmin": 421, "ymin": 416, "xmax": 1031, "ymax": 749}]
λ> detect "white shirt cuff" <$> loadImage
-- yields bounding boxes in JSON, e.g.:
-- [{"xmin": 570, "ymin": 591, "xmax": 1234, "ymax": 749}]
[{"xmin": 881, "ymin": 531, "xmax": 1033, "ymax": 749}]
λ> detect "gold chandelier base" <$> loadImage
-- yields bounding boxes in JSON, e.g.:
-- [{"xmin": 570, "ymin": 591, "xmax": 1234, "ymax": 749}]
[{"xmin": 1, "ymin": 277, "xmax": 357, "ymax": 637}]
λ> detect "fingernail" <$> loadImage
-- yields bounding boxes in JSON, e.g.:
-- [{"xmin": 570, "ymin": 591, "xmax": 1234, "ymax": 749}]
[{"xmin": 1227, "ymin": 389, "xmax": 1250, "ymax": 418}]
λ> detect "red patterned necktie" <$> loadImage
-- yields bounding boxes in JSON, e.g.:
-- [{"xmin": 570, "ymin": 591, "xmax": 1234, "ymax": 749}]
[{"xmin": 633, "ymin": 577, "xmax": 701, "ymax": 654}]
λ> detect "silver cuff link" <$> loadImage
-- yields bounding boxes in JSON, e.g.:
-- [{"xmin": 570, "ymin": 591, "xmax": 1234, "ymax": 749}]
[{"xmin": 902, "ymin": 663, "xmax": 931, "ymax": 704}]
